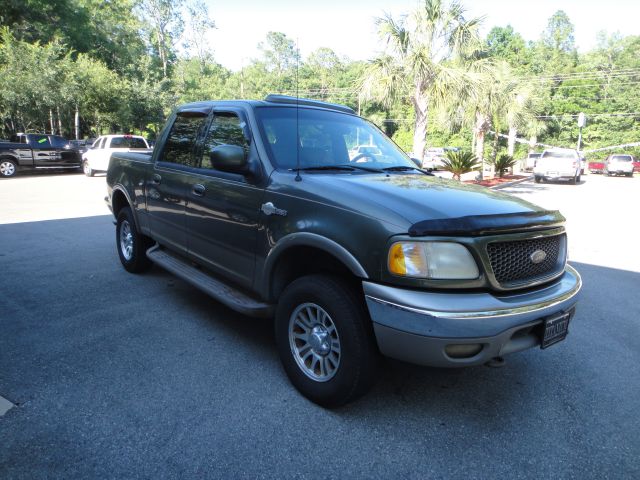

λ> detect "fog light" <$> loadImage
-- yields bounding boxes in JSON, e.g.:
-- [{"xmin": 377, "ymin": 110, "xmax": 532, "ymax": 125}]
[{"xmin": 445, "ymin": 343, "xmax": 483, "ymax": 359}]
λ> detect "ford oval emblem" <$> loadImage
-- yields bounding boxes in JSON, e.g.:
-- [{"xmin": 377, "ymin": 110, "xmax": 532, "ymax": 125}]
[{"xmin": 530, "ymin": 250, "xmax": 547, "ymax": 264}]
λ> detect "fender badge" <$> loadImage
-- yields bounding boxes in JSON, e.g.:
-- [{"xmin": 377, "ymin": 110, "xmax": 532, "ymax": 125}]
[{"xmin": 530, "ymin": 250, "xmax": 547, "ymax": 264}]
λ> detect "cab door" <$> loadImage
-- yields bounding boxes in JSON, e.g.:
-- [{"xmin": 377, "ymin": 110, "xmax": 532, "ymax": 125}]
[
  {"xmin": 146, "ymin": 109, "xmax": 210, "ymax": 255},
  {"xmin": 27, "ymin": 134, "xmax": 58, "ymax": 166},
  {"xmin": 185, "ymin": 109, "xmax": 264, "ymax": 289}
]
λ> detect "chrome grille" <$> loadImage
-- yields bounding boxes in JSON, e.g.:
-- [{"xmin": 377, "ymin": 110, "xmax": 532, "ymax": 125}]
[{"xmin": 486, "ymin": 234, "xmax": 565, "ymax": 286}]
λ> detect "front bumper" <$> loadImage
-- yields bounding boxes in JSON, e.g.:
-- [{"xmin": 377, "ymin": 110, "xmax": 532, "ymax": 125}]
[{"xmin": 364, "ymin": 265, "xmax": 581, "ymax": 367}]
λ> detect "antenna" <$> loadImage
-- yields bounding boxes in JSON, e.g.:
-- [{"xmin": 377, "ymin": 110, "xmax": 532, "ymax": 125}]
[{"xmin": 295, "ymin": 37, "xmax": 301, "ymax": 182}]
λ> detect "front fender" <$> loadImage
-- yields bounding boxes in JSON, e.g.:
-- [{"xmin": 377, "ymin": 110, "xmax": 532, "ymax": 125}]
[{"xmin": 257, "ymin": 232, "xmax": 369, "ymax": 299}]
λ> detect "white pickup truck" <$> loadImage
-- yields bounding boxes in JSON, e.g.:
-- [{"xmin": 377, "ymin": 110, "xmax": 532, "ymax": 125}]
[
  {"xmin": 82, "ymin": 135, "xmax": 152, "ymax": 176},
  {"xmin": 534, "ymin": 149, "xmax": 582, "ymax": 184}
]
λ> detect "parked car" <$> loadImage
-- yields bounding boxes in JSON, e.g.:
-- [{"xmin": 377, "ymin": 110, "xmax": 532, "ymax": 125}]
[
  {"xmin": 82, "ymin": 134, "xmax": 151, "ymax": 176},
  {"xmin": 604, "ymin": 154, "xmax": 635, "ymax": 177},
  {"xmin": 525, "ymin": 152, "xmax": 542, "ymax": 171},
  {"xmin": 534, "ymin": 148, "xmax": 582, "ymax": 184},
  {"xmin": 106, "ymin": 95, "xmax": 581, "ymax": 407},
  {"xmin": 0, "ymin": 133, "xmax": 81, "ymax": 178},
  {"xmin": 588, "ymin": 160, "xmax": 605, "ymax": 174},
  {"xmin": 422, "ymin": 147, "xmax": 459, "ymax": 170}
]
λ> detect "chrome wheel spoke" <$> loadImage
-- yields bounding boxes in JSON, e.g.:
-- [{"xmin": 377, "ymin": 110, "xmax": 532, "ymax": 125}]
[{"xmin": 288, "ymin": 302, "xmax": 341, "ymax": 382}]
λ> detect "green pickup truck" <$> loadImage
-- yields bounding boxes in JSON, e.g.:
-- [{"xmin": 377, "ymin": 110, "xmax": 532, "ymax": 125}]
[{"xmin": 106, "ymin": 95, "xmax": 581, "ymax": 407}]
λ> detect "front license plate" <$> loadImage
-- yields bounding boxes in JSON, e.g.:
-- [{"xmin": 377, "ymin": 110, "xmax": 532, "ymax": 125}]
[{"xmin": 541, "ymin": 310, "xmax": 573, "ymax": 349}]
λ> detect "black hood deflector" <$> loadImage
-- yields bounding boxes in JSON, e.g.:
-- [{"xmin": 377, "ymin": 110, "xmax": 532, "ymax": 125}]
[{"xmin": 408, "ymin": 210, "xmax": 565, "ymax": 237}]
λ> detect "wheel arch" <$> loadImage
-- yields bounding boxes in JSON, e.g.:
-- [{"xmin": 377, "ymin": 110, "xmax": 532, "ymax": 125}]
[
  {"xmin": 260, "ymin": 233, "xmax": 369, "ymax": 302},
  {"xmin": 111, "ymin": 185, "xmax": 136, "ymax": 224}
]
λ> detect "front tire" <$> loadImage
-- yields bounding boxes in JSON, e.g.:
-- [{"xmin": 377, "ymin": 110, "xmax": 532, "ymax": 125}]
[
  {"xmin": 275, "ymin": 274, "xmax": 379, "ymax": 408},
  {"xmin": 0, "ymin": 159, "xmax": 17, "ymax": 178},
  {"xmin": 116, "ymin": 207, "xmax": 153, "ymax": 273},
  {"xmin": 83, "ymin": 160, "xmax": 94, "ymax": 177}
]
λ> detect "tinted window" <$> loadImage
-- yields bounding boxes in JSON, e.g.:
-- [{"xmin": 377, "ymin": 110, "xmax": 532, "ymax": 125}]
[
  {"xmin": 49, "ymin": 135, "xmax": 69, "ymax": 148},
  {"xmin": 161, "ymin": 113, "xmax": 207, "ymax": 167},
  {"xmin": 110, "ymin": 136, "xmax": 148, "ymax": 149},
  {"xmin": 541, "ymin": 150, "xmax": 577, "ymax": 159},
  {"xmin": 201, "ymin": 113, "xmax": 249, "ymax": 169},
  {"xmin": 255, "ymin": 107, "xmax": 414, "ymax": 170},
  {"xmin": 29, "ymin": 135, "xmax": 51, "ymax": 148},
  {"xmin": 611, "ymin": 155, "xmax": 632, "ymax": 162}
]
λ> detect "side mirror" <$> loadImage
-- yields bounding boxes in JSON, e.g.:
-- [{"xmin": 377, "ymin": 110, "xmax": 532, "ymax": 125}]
[
  {"xmin": 410, "ymin": 157, "xmax": 422, "ymax": 168},
  {"xmin": 210, "ymin": 144, "xmax": 248, "ymax": 174}
]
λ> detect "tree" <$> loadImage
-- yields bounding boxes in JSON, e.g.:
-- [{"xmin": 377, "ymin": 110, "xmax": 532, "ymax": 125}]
[
  {"xmin": 139, "ymin": 0, "xmax": 185, "ymax": 78},
  {"xmin": 183, "ymin": 0, "xmax": 216, "ymax": 71},
  {"xmin": 360, "ymin": 0, "xmax": 483, "ymax": 159}
]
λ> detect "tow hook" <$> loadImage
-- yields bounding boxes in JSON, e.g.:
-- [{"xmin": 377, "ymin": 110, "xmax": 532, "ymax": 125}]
[{"xmin": 485, "ymin": 356, "xmax": 506, "ymax": 368}]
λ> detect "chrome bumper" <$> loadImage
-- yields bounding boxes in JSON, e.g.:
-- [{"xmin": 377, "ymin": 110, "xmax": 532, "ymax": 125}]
[{"xmin": 363, "ymin": 265, "xmax": 581, "ymax": 367}]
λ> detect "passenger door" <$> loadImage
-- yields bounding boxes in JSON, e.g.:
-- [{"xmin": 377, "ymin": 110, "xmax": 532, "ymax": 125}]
[
  {"xmin": 27, "ymin": 134, "xmax": 58, "ymax": 166},
  {"xmin": 185, "ymin": 109, "xmax": 264, "ymax": 289},
  {"xmin": 146, "ymin": 110, "xmax": 210, "ymax": 255}
]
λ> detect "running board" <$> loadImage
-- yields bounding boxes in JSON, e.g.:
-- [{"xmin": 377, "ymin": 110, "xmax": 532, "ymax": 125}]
[{"xmin": 146, "ymin": 245, "xmax": 274, "ymax": 318}]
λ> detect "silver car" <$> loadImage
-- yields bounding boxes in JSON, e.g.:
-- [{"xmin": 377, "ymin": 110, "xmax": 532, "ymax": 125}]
[{"xmin": 604, "ymin": 154, "xmax": 634, "ymax": 177}]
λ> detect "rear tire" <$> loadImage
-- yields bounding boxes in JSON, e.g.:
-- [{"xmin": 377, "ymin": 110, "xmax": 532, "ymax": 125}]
[
  {"xmin": 0, "ymin": 159, "xmax": 17, "ymax": 178},
  {"xmin": 116, "ymin": 207, "xmax": 153, "ymax": 273},
  {"xmin": 534, "ymin": 176, "xmax": 541, "ymax": 183},
  {"xmin": 275, "ymin": 274, "xmax": 379, "ymax": 408}
]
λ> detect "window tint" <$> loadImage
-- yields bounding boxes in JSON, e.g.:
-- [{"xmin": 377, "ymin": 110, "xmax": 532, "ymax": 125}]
[
  {"xmin": 255, "ymin": 107, "xmax": 414, "ymax": 170},
  {"xmin": 97, "ymin": 137, "xmax": 106, "ymax": 149},
  {"xmin": 49, "ymin": 135, "xmax": 68, "ymax": 148},
  {"xmin": 161, "ymin": 113, "xmax": 207, "ymax": 167},
  {"xmin": 611, "ymin": 155, "xmax": 632, "ymax": 162},
  {"xmin": 201, "ymin": 112, "xmax": 249, "ymax": 169},
  {"xmin": 29, "ymin": 135, "xmax": 51, "ymax": 147},
  {"xmin": 110, "ymin": 136, "xmax": 148, "ymax": 149},
  {"xmin": 541, "ymin": 150, "xmax": 577, "ymax": 159}
]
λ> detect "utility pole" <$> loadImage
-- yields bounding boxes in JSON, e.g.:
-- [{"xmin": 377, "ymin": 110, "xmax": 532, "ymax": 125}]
[{"xmin": 577, "ymin": 112, "xmax": 586, "ymax": 151}]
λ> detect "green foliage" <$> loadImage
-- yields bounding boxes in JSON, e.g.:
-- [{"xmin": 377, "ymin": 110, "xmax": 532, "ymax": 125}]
[
  {"xmin": 0, "ymin": 0, "xmax": 638, "ymax": 157},
  {"xmin": 441, "ymin": 151, "xmax": 481, "ymax": 180},
  {"xmin": 490, "ymin": 154, "xmax": 517, "ymax": 177}
]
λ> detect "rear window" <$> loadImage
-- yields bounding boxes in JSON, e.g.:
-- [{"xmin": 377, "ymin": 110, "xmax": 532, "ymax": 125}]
[
  {"xmin": 610, "ymin": 155, "xmax": 632, "ymax": 162},
  {"xmin": 541, "ymin": 150, "xmax": 577, "ymax": 159},
  {"xmin": 110, "ymin": 136, "xmax": 148, "ymax": 149}
]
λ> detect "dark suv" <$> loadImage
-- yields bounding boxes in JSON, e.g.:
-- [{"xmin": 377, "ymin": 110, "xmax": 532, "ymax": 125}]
[{"xmin": 106, "ymin": 95, "xmax": 581, "ymax": 407}]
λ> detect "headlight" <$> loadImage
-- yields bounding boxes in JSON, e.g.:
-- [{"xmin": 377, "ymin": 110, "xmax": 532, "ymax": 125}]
[{"xmin": 388, "ymin": 241, "xmax": 479, "ymax": 279}]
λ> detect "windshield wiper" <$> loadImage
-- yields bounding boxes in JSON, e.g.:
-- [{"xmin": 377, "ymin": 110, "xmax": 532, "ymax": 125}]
[
  {"xmin": 382, "ymin": 166, "xmax": 434, "ymax": 175},
  {"xmin": 290, "ymin": 164, "xmax": 384, "ymax": 173}
]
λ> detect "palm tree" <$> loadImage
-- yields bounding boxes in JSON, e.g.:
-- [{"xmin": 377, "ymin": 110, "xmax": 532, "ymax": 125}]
[
  {"xmin": 441, "ymin": 150, "xmax": 480, "ymax": 180},
  {"xmin": 359, "ymin": 0, "xmax": 483, "ymax": 159}
]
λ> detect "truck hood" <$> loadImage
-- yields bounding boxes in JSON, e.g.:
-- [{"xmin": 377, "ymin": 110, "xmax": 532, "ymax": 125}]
[{"xmin": 302, "ymin": 172, "xmax": 549, "ymax": 228}]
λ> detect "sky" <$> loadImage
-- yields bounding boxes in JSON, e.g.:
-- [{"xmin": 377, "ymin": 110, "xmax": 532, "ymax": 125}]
[{"xmin": 205, "ymin": 0, "xmax": 639, "ymax": 71}]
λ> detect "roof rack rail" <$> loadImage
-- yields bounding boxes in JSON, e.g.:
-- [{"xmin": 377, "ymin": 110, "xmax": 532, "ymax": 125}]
[{"xmin": 264, "ymin": 94, "xmax": 355, "ymax": 114}]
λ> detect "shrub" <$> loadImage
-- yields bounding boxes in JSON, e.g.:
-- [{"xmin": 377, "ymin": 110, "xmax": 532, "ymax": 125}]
[
  {"xmin": 441, "ymin": 151, "xmax": 481, "ymax": 181},
  {"xmin": 491, "ymin": 154, "xmax": 517, "ymax": 178}
]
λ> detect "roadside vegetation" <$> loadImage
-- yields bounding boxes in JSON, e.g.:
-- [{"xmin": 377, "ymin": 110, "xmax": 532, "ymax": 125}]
[{"xmin": 0, "ymin": 0, "xmax": 639, "ymax": 161}]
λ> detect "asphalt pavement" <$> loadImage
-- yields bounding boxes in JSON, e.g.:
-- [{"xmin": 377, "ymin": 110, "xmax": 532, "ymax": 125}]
[{"xmin": 0, "ymin": 172, "xmax": 638, "ymax": 479}]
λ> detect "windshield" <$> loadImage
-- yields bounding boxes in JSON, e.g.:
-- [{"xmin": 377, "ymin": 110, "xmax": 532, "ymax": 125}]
[{"xmin": 255, "ymin": 107, "xmax": 415, "ymax": 170}]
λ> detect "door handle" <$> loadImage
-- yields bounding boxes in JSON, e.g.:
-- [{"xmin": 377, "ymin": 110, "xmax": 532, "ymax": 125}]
[
  {"xmin": 152, "ymin": 174, "xmax": 161, "ymax": 184},
  {"xmin": 192, "ymin": 184, "xmax": 205, "ymax": 196}
]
